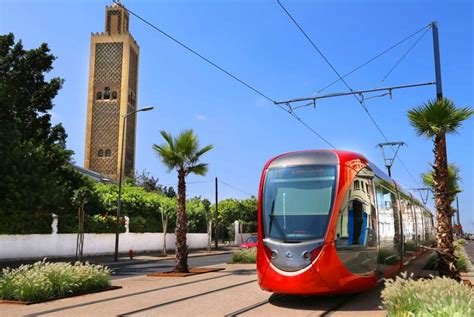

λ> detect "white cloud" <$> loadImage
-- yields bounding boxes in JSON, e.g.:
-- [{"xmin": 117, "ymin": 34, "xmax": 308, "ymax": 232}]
[{"xmin": 195, "ymin": 114, "xmax": 207, "ymax": 121}]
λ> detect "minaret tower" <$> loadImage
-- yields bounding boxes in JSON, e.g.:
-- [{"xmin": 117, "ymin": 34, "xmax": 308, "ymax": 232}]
[{"xmin": 84, "ymin": 3, "xmax": 139, "ymax": 180}]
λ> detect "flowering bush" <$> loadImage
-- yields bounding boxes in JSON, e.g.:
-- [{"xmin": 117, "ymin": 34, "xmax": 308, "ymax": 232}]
[
  {"xmin": 455, "ymin": 239, "xmax": 467, "ymax": 246},
  {"xmin": 0, "ymin": 260, "xmax": 111, "ymax": 302},
  {"xmin": 381, "ymin": 272, "xmax": 473, "ymax": 316},
  {"xmin": 232, "ymin": 248, "xmax": 256, "ymax": 263}
]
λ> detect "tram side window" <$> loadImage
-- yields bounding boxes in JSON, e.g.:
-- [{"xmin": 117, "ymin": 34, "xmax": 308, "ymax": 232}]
[
  {"xmin": 375, "ymin": 180, "xmax": 402, "ymax": 266},
  {"xmin": 335, "ymin": 167, "xmax": 378, "ymax": 274},
  {"xmin": 401, "ymin": 198, "xmax": 416, "ymax": 256},
  {"xmin": 414, "ymin": 205, "xmax": 424, "ymax": 243}
]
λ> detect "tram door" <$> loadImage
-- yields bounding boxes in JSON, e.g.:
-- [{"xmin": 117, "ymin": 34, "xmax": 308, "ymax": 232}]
[{"xmin": 335, "ymin": 167, "xmax": 378, "ymax": 275}]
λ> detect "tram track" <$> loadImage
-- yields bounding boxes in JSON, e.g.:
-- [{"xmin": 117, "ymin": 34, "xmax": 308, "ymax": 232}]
[
  {"xmin": 225, "ymin": 294, "xmax": 287, "ymax": 316},
  {"xmin": 225, "ymin": 293, "xmax": 355, "ymax": 316}
]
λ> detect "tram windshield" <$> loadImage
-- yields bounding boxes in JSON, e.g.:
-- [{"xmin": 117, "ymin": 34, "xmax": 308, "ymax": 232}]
[{"xmin": 263, "ymin": 165, "xmax": 337, "ymax": 242}]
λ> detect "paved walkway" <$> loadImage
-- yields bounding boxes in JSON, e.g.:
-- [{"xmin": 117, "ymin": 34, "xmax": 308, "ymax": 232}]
[
  {"xmin": 463, "ymin": 240, "xmax": 474, "ymax": 263},
  {"xmin": 0, "ymin": 251, "xmax": 435, "ymax": 316},
  {"xmin": 0, "ymin": 262, "xmax": 387, "ymax": 317},
  {"xmin": 460, "ymin": 240, "xmax": 474, "ymax": 285}
]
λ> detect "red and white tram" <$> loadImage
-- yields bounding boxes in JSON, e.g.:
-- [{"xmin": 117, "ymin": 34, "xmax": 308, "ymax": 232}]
[{"xmin": 257, "ymin": 150, "xmax": 434, "ymax": 295}]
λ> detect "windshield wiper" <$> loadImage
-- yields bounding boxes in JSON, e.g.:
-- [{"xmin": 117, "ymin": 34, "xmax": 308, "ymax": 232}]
[{"xmin": 268, "ymin": 199, "xmax": 288, "ymax": 242}]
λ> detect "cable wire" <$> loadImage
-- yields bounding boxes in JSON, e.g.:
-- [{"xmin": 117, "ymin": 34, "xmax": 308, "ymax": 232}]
[
  {"xmin": 277, "ymin": 0, "xmax": 422, "ymax": 187},
  {"xmin": 379, "ymin": 26, "xmax": 431, "ymax": 83},
  {"xmin": 276, "ymin": 0, "xmax": 356, "ymax": 96},
  {"xmin": 160, "ymin": 180, "xmax": 212, "ymax": 187},
  {"xmin": 114, "ymin": 0, "xmax": 337, "ymax": 150},
  {"xmin": 289, "ymin": 111, "xmax": 337, "ymax": 149},
  {"xmin": 219, "ymin": 180, "xmax": 255, "ymax": 197},
  {"xmin": 316, "ymin": 24, "xmax": 432, "ymax": 94},
  {"xmin": 113, "ymin": 1, "xmax": 274, "ymax": 103}
]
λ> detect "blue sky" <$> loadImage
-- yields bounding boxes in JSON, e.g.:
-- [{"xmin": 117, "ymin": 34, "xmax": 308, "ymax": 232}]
[{"xmin": 1, "ymin": 0, "xmax": 473, "ymax": 231}]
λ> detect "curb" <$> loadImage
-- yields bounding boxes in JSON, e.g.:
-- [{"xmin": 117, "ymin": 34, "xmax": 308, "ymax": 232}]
[
  {"xmin": 101, "ymin": 251, "xmax": 235, "ymax": 267},
  {"xmin": 459, "ymin": 243, "xmax": 474, "ymax": 286}
]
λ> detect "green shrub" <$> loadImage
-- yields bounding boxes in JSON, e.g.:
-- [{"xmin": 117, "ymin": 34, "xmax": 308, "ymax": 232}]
[
  {"xmin": 87, "ymin": 214, "xmax": 125, "ymax": 233},
  {"xmin": 454, "ymin": 246, "xmax": 467, "ymax": 271},
  {"xmin": 454, "ymin": 239, "xmax": 467, "ymax": 247},
  {"xmin": 232, "ymin": 248, "xmax": 257, "ymax": 263},
  {"xmin": 382, "ymin": 272, "xmax": 473, "ymax": 316},
  {"xmin": 0, "ymin": 210, "xmax": 52, "ymax": 234},
  {"xmin": 0, "ymin": 260, "xmax": 111, "ymax": 302},
  {"xmin": 57, "ymin": 213, "xmax": 126, "ymax": 233},
  {"xmin": 378, "ymin": 247, "xmax": 400, "ymax": 265},
  {"xmin": 424, "ymin": 252, "xmax": 437, "ymax": 270},
  {"xmin": 404, "ymin": 240, "xmax": 417, "ymax": 252},
  {"xmin": 241, "ymin": 221, "xmax": 258, "ymax": 233},
  {"xmin": 424, "ymin": 249, "xmax": 468, "ymax": 271}
]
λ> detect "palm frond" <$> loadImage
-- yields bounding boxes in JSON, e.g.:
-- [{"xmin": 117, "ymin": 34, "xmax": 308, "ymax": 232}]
[
  {"xmin": 421, "ymin": 163, "xmax": 462, "ymax": 197},
  {"xmin": 160, "ymin": 130, "xmax": 175, "ymax": 152},
  {"xmin": 186, "ymin": 163, "xmax": 208, "ymax": 176},
  {"xmin": 152, "ymin": 143, "xmax": 178, "ymax": 172},
  {"xmin": 175, "ymin": 129, "xmax": 199, "ymax": 162},
  {"xmin": 153, "ymin": 130, "xmax": 213, "ymax": 176},
  {"xmin": 408, "ymin": 98, "xmax": 473, "ymax": 137},
  {"xmin": 195, "ymin": 144, "xmax": 214, "ymax": 158}
]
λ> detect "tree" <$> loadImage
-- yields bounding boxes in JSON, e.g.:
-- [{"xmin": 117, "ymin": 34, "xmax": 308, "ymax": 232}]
[
  {"xmin": 153, "ymin": 130, "xmax": 213, "ymax": 273},
  {"xmin": 72, "ymin": 187, "xmax": 93, "ymax": 261},
  {"xmin": 186, "ymin": 197, "xmax": 207, "ymax": 233},
  {"xmin": 135, "ymin": 170, "xmax": 160, "ymax": 192},
  {"xmin": 158, "ymin": 195, "xmax": 176, "ymax": 256},
  {"xmin": 408, "ymin": 97, "xmax": 473, "ymax": 279},
  {"xmin": 218, "ymin": 198, "xmax": 244, "ymax": 243},
  {"xmin": 0, "ymin": 33, "xmax": 89, "ymax": 233},
  {"xmin": 162, "ymin": 186, "xmax": 177, "ymax": 198},
  {"xmin": 422, "ymin": 164, "xmax": 462, "ymax": 206},
  {"xmin": 202, "ymin": 198, "xmax": 212, "ymax": 252},
  {"xmin": 422, "ymin": 164, "xmax": 462, "ymax": 233},
  {"xmin": 240, "ymin": 197, "xmax": 258, "ymax": 222}
]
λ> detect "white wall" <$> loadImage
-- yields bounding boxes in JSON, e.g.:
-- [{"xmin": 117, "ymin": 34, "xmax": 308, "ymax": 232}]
[
  {"xmin": 0, "ymin": 233, "xmax": 208, "ymax": 260},
  {"xmin": 233, "ymin": 221, "xmax": 253, "ymax": 245}
]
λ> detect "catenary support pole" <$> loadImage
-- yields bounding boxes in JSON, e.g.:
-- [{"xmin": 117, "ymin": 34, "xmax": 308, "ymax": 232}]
[
  {"xmin": 456, "ymin": 195, "xmax": 462, "ymax": 234},
  {"xmin": 214, "ymin": 177, "xmax": 219, "ymax": 248},
  {"xmin": 432, "ymin": 21, "xmax": 443, "ymax": 100}
]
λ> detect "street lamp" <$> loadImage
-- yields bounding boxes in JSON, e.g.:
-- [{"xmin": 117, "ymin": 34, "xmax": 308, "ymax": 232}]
[{"xmin": 114, "ymin": 106, "xmax": 154, "ymax": 261}]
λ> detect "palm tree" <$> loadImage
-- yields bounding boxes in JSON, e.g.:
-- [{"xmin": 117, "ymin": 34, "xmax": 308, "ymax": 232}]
[
  {"xmin": 422, "ymin": 164, "xmax": 462, "ymax": 234},
  {"xmin": 422, "ymin": 164, "xmax": 462, "ymax": 205},
  {"xmin": 408, "ymin": 97, "xmax": 472, "ymax": 279},
  {"xmin": 153, "ymin": 130, "xmax": 213, "ymax": 273}
]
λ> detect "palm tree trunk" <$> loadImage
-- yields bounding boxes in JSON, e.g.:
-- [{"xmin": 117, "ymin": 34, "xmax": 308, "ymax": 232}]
[
  {"xmin": 174, "ymin": 168, "xmax": 189, "ymax": 273},
  {"xmin": 433, "ymin": 132, "xmax": 460, "ymax": 280}
]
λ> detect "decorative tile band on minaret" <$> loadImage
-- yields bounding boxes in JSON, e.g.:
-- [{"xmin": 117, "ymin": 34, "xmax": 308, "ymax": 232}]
[{"xmin": 84, "ymin": 3, "xmax": 139, "ymax": 181}]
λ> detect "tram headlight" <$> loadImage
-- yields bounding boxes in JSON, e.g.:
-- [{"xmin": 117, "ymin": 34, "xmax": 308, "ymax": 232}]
[
  {"xmin": 303, "ymin": 251, "xmax": 312, "ymax": 259},
  {"xmin": 270, "ymin": 250, "xmax": 278, "ymax": 259}
]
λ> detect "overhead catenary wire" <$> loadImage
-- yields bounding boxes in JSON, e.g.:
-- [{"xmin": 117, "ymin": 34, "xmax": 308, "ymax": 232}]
[
  {"xmin": 113, "ymin": 1, "xmax": 273, "ymax": 103},
  {"xmin": 219, "ymin": 180, "xmax": 256, "ymax": 197},
  {"xmin": 316, "ymin": 23, "xmax": 432, "ymax": 94},
  {"xmin": 276, "ymin": 0, "xmax": 422, "ymax": 187},
  {"xmin": 160, "ymin": 180, "xmax": 213, "ymax": 187},
  {"xmin": 379, "ymin": 26, "xmax": 432, "ymax": 84},
  {"xmin": 113, "ymin": 0, "xmax": 337, "ymax": 149}
]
